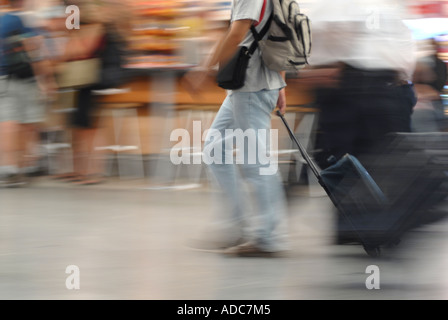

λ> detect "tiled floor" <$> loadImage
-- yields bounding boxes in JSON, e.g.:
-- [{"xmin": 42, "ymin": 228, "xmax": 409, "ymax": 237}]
[{"xmin": 1, "ymin": 176, "xmax": 448, "ymax": 300}]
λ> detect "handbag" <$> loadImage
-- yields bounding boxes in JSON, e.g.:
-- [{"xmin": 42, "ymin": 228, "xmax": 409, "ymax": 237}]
[
  {"xmin": 56, "ymin": 58, "xmax": 101, "ymax": 89},
  {"xmin": 216, "ymin": 1, "xmax": 271, "ymax": 90},
  {"xmin": 56, "ymin": 25, "xmax": 106, "ymax": 89},
  {"xmin": 57, "ymin": 30, "xmax": 128, "ymax": 90},
  {"xmin": 216, "ymin": 46, "xmax": 251, "ymax": 90}
]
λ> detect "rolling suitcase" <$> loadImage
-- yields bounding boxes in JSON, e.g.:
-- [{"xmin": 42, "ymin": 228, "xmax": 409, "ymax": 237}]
[
  {"xmin": 363, "ymin": 132, "xmax": 448, "ymax": 233},
  {"xmin": 276, "ymin": 111, "xmax": 391, "ymax": 257},
  {"xmin": 277, "ymin": 111, "xmax": 448, "ymax": 257}
]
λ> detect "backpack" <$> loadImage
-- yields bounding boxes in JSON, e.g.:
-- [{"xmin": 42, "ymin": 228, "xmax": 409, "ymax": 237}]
[
  {"xmin": 256, "ymin": 0, "xmax": 312, "ymax": 72},
  {"xmin": 4, "ymin": 32, "xmax": 34, "ymax": 79},
  {"xmin": 1, "ymin": 14, "xmax": 34, "ymax": 79}
]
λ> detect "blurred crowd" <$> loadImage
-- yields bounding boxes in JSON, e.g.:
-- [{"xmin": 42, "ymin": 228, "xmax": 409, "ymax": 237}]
[
  {"xmin": 0, "ymin": 0, "xmax": 447, "ymax": 298},
  {"xmin": 0, "ymin": 0, "xmax": 447, "ymax": 191},
  {"xmin": 0, "ymin": 0, "xmax": 134, "ymax": 187}
]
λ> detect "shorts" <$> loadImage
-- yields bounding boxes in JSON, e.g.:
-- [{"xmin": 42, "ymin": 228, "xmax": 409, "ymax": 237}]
[
  {"xmin": 71, "ymin": 86, "xmax": 98, "ymax": 129},
  {"xmin": 0, "ymin": 76, "xmax": 46, "ymax": 124}
]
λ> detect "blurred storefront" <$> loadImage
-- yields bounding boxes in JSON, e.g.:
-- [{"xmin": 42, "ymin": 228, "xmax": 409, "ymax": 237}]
[
  {"xmin": 405, "ymin": 0, "xmax": 448, "ymax": 58},
  {"xmin": 1, "ymin": 0, "xmax": 446, "ymax": 164},
  {"xmin": 405, "ymin": 0, "xmax": 448, "ymax": 126}
]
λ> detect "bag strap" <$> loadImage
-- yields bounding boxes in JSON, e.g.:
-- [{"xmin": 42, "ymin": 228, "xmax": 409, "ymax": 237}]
[
  {"xmin": 248, "ymin": 13, "xmax": 272, "ymax": 56},
  {"xmin": 248, "ymin": 0, "xmax": 272, "ymax": 56}
]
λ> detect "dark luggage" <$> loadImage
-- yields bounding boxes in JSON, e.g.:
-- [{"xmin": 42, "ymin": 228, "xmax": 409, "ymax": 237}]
[
  {"xmin": 276, "ymin": 111, "xmax": 448, "ymax": 257},
  {"xmin": 362, "ymin": 132, "xmax": 448, "ymax": 231}
]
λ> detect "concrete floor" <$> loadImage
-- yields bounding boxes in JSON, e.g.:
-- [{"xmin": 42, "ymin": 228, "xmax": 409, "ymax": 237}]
[{"xmin": 1, "ymin": 176, "xmax": 448, "ymax": 300}]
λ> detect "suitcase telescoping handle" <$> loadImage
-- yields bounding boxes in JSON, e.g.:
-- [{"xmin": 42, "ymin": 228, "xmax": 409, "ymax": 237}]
[
  {"xmin": 276, "ymin": 110, "xmax": 321, "ymax": 180},
  {"xmin": 277, "ymin": 111, "xmax": 383, "ymax": 257}
]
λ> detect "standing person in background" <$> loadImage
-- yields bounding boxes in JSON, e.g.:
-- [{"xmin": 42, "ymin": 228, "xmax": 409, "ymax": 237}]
[
  {"xmin": 412, "ymin": 38, "xmax": 448, "ymax": 132},
  {"xmin": 183, "ymin": 0, "xmax": 289, "ymax": 257},
  {"xmin": 0, "ymin": 0, "xmax": 54, "ymax": 187},
  {"xmin": 57, "ymin": 0, "xmax": 131, "ymax": 185}
]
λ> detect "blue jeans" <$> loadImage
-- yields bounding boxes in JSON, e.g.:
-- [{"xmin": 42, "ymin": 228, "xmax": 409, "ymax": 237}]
[{"xmin": 203, "ymin": 90, "xmax": 288, "ymax": 252}]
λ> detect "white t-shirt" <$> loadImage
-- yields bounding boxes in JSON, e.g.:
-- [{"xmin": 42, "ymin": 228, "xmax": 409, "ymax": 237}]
[
  {"xmin": 307, "ymin": 0, "xmax": 417, "ymax": 81},
  {"xmin": 230, "ymin": 0, "xmax": 286, "ymax": 92}
]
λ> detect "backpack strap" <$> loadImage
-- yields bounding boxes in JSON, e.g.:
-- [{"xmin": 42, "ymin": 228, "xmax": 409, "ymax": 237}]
[{"xmin": 248, "ymin": 12, "xmax": 273, "ymax": 56}]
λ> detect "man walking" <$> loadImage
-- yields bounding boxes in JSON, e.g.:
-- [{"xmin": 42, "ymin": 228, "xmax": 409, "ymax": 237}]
[{"xmin": 184, "ymin": 0, "xmax": 289, "ymax": 257}]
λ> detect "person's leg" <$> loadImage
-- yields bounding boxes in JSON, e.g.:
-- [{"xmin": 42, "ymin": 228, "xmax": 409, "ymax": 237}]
[
  {"xmin": 0, "ymin": 121, "xmax": 21, "ymax": 179},
  {"xmin": 0, "ymin": 78, "xmax": 29, "ymax": 185},
  {"xmin": 314, "ymin": 87, "xmax": 359, "ymax": 168},
  {"xmin": 18, "ymin": 78, "xmax": 47, "ymax": 178},
  {"xmin": 73, "ymin": 126, "xmax": 105, "ymax": 185},
  {"xmin": 199, "ymin": 94, "xmax": 248, "ymax": 246},
  {"xmin": 230, "ymin": 90, "xmax": 289, "ymax": 253},
  {"xmin": 17, "ymin": 123, "xmax": 37, "ymax": 174},
  {"xmin": 69, "ymin": 127, "xmax": 91, "ymax": 182},
  {"xmin": 0, "ymin": 77, "xmax": 21, "ymax": 180},
  {"xmin": 53, "ymin": 91, "xmax": 85, "ymax": 181},
  {"xmin": 69, "ymin": 88, "xmax": 104, "ymax": 184}
]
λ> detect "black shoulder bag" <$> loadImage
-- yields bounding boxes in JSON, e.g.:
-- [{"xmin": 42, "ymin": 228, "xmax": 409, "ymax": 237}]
[{"xmin": 216, "ymin": 14, "xmax": 272, "ymax": 90}]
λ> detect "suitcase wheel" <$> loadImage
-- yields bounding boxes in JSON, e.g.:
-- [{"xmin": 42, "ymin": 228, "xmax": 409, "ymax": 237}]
[{"xmin": 363, "ymin": 245, "xmax": 381, "ymax": 258}]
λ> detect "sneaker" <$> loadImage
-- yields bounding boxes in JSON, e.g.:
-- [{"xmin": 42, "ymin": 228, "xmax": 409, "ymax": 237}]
[
  {"xmin": 186, "ymin": 236, "xmax": 246, "ymax": 253},
  {"xmin": 2, "ymin": 174, "xmax": 28, "ymax": 188},
  {"xmin": 223, "ymin": 242, "xmax": 286, "ymax": 258}
]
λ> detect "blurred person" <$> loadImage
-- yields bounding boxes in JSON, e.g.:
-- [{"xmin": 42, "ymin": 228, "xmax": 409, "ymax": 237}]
[
  {"xmin": 0, "ymin": 0, "xmax": 55, "ymax": 187},
  {"xmin": 37, "ymin": 2, "xmax": 76, "ymax": 179},
  {"xmin": 56, "ymin": 0, "xmax": 131, "ymax": 185},
  {"xmin": 295, "ymin": 0, "xmax": 418, "ymax": 170},
  {"xmin": 37, "ymin": 1, "xmax": 69, "ymax": 66},
  {"xmin": 289, "ymin": 0, "xmax": 420, "ymax": 245},
  {"xmin": 412, "ymin": 38, "xmax": 448, "ymax": 132},
  {"xmin": 183, "ymin": 0, "xmax": 289, "ymax": 257}
]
